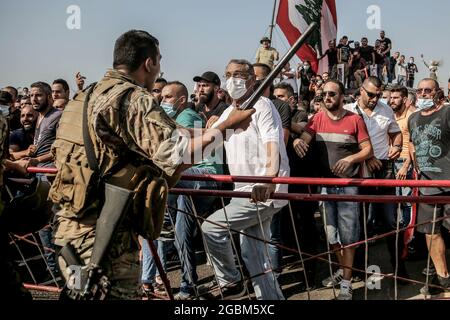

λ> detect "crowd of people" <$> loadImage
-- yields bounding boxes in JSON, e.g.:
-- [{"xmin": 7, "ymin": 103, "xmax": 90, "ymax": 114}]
[{"xmin": 1, "ymin": 29, "xmax": 450, "ymax": 301}]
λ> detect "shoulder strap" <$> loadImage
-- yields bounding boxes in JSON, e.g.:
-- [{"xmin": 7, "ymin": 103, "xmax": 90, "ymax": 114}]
[
  {"xmin": 354, "ymin": 103, "xmax": 365, "ymax": 118},
  {"xmin": 82, "ymin": 83, "xmax": 99, "ymax": 172}
]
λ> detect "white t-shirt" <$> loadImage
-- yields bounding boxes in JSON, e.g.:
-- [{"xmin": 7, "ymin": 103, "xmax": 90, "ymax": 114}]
[
  {"xmin": 281, "ymin": 68, "xmax": 298, "ymax": 94},
  {"xmin": 344, "ymin": 101, "xmax": 401, "ymax": 160},
  {"xmin": 214, "ymin": 97, "xmax": 290, "ymax": 208}
]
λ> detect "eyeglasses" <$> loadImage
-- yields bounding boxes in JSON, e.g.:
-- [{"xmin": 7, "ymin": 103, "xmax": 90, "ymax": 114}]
[
  {"xmin": 225, "ymin": 72, "xmax": 249, "ymax": 80},
  {"xmin": 362, "ymin": 86, "xmax": 381, "ymax": 99},
  {"xmin": 416, "ymin": 88, "xmax": 434, "ymax": 95},
  {"xmin": 323, "ymin": 91, "xmax": 338, "ymax": 98}
]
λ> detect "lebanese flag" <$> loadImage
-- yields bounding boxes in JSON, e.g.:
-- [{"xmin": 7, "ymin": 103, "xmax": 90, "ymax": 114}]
[{"xmin": 277, "ymin": 0, "xmax": 337, "ymax": 74}]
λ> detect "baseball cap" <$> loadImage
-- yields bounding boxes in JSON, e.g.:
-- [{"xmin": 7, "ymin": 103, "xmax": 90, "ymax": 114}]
[{"xmin": 193, "ymin": 71, "xmax": 221, "ymax": 86}]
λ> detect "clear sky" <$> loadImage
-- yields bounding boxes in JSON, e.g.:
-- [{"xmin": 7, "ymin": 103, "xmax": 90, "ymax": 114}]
[{"xmin": 1, "ymin": 0, "xmax": 449, "ymax": 94}]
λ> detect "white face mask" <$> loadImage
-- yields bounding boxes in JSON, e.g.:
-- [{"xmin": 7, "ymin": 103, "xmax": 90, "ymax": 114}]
[
  {"xmin": 380, "ymin": 99, "xmax": 388, "ymax": 105},
  {"xmin": 226, "ymin": 77, "xmax": 247, "ymax": 100},
  {"xmin": 416, "ymin": 98, "xmax": 435, "ymax": 111}
]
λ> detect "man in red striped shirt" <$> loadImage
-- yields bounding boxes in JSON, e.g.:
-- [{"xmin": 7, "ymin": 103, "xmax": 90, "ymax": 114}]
[{"xmin": 293, "ymin": 79, "xmax": 373, "ymax": 300}]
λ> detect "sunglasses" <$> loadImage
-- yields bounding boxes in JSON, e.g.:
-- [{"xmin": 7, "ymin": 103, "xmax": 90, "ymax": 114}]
[
  {"xmin": 362, "ymin": 86, "xmax": 381, "ymax": 99},
  {"xmin": 416, "ymin": 88, "xmax": 434, "ymax": 95},
  {"xmin": 322, "ymin": 91, "xmax": 338, "ymax": 98}
]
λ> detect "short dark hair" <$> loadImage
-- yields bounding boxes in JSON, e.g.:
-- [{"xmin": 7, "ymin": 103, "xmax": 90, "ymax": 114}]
[
  {"xmin": 273, "ymin": 82, "xmax": 294, "ymax": 97},
  {"xmin": 364, "ymin": 76, "xmax": 382, "ymax": 89},
  {"xmin": 166, "ymin": 81, "xmax": 188, "ymax": 99},
  {"xmin": 155, "ymin": 78, "xmax": 167, "ymax": 85},
  {"xmin": 390, "ymin": 85, "xmax": 408, "ymax": 98},
  {"xmin": 324, "ymin": 79, "xmax": 345, "ymax": 95},
  {"xmin": 0, "ymin": 91, "xmax": 13, "ymax": 105},
  {"xmin": 3, "ymin": 86, "xmax": 18, "ymax": 99},
  {"xmin": 30, "ymin": 81, "xmax": 52, "ymax": 96},
  {"xmin": 113, "ymin": 30, "xmax": 159, "ymax": 72},
  {"xmin": 52, "ymin": 78, "xmax": 70, "ymax": 92},
  {"xmin": 252, "ymin": 63, "xmax": 271, "ymax": 78}
]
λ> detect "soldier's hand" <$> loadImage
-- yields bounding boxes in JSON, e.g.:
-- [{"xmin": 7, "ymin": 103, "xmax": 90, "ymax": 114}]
[{"xmin": 223, "ymin": 107, "xmax": 255, "ymax": 131}]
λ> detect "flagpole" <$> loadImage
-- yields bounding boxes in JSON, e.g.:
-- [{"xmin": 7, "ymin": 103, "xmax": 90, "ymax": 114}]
[{"xmin": 269, "ymin": 0, "xmax": 278, "ymax": 42}]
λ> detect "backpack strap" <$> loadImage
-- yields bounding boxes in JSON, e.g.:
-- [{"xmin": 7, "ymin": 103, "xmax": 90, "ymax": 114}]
[{"xmin": 82, "ymin": 84, "xmax": 99, "ymax": 173}]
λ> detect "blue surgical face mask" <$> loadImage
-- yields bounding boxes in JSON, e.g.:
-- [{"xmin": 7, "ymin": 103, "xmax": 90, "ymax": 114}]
[
  {"xmin": 0, "ymin": 105, "xmax": 10, "ymax": 117},
  {"xmin": 380, "ymin": 99, "xmax": 388, "ymax": 105},
  {"xmin": 160, "ymin": 101, "xmax": 177, "ymax": 118},
  {"xmin": 416, "ymin": 98, "xmax": 435, "ymax": 111}
]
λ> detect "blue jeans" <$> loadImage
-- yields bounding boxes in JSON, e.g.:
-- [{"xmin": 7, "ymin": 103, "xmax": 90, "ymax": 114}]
[
  {"xmin": 268, "ymin": 211, "xmax": 282, "ymax": 278},
  {"xmin": 394, "ymin": 159, "xmax": 413, "ymax": 228},
  {"xmin": 324, "ymin": 187, "xmax": 360, "ymax": 246},
  {"xmin": 39, "ymin": 225, "xmax": 58, "ymax": 276},
  {"xmin": 141, "ymin": 238, "xmax": 171, "ymax": 284},
  {"xmin": 201, "ymin": 197, "xmax": 284, "ymax": 300},
  {"xmin": 173, "ymin": 167, "xmax": 219, "ymax": 294}
]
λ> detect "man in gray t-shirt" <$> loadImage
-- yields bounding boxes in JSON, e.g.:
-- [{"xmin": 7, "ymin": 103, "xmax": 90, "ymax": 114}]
[{"xmin": 409, "ymin": 78, "xmax": 450, "ymax": 293}]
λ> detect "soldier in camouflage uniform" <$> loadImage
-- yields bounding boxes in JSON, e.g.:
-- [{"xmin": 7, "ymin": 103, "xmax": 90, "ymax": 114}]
[{"xmin": 50, "ymin": 30, "xmax": 254, "ymax": 299}]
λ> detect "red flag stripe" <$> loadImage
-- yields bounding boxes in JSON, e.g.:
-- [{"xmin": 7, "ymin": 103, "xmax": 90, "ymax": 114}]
[
  {"xmin": 276, "ymin": 0, "xmax": 320, "ymax": 72},
  {"xmin": 324, "ymin": 0, "xmax": 337, "ymax": 26}
]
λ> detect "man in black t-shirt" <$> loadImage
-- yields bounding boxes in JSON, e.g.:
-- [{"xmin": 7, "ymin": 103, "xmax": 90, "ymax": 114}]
[
  {"xmin": 193, "ymin": 71, "xmax": 228, "ymax": 126},
  {"xmin": 9, "ymin": 105, "xmax": 38, "ymax": 161},
  {"xmin": 408, "ymin": 78, "xmax": 450, "ymax": 293},
  {"xmin": 337, "ymin": 36, "xmax": 352, "ymax": 88},
  {"xmin": 319, "ymin": 39, "xmax": 338, "ymax": 79},
  {"xmin": 377, "ymin": 30, "xmax": 392, "ymax": 57},
  {"xmin": 273, "ymin": 81, "xmax": 319, "ymax": 289},
  {"xmin": 359, "ymin": 37, "xmax": 375, "ymax": 65},
  {"xmin": 406, "ymin": 57, "xmax": 419, "ymax": 88}
]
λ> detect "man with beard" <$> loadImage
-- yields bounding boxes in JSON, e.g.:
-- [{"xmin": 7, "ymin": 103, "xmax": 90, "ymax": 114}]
[
  {"xmin": 9, "ymin": 105, "xmax": 38, "ymax": 161},
  {"xmin": 151, "ymin": 77, "xmax": 167, "ymax": 104},
  {"xmin": 193, "ymin": 71, "xmax": 228, "ymax": 125},
  {"xmin": 18, "ymin": 82, "xmax": 62, "ymax": 169},
  {"xmin": 389, "ymin": 86, "xmax": 415, "ymax": 261},
  {"xmin": 22, "ymin": 82, "xmax": 62, "ymax": 279},
  {"xmin": 294, "ymin": 79, "xmax": 373, "ymax": 300},
  {"xmin": 344, "ymin": 77, "xmax": 407, "ymax": 282}
]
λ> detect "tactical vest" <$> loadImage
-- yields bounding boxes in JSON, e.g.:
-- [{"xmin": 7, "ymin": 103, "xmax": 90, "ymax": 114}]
[{"xmin": 49, "ymin": 78, "xmax": 137, "ymax": 218}]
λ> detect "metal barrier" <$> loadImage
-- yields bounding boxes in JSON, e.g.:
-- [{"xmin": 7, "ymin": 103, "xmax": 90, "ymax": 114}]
[{"xmin": 11, "ymin": 168, "xmax": 450, "ymax": 300}]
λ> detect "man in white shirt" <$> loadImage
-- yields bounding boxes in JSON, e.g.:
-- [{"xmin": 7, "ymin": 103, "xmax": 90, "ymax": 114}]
[
  {"xmin": 202, "ymin": 59, "xmax": 289, "ymax": 300},
  {"xmin": 344, "ymin": 77, "xmax": 407, "ymax": 279}
]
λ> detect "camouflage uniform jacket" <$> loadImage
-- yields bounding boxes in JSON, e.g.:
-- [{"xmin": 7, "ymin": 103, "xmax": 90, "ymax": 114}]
[{"xmin": 53, "ymin": 69, "xmax": 184, "ymax": 245}]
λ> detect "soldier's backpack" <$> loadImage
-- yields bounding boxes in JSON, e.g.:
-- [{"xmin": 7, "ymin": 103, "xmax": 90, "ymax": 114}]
[{"xmin": 49, "ymin": 80, "xmax": 167, "ymax": 240}]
